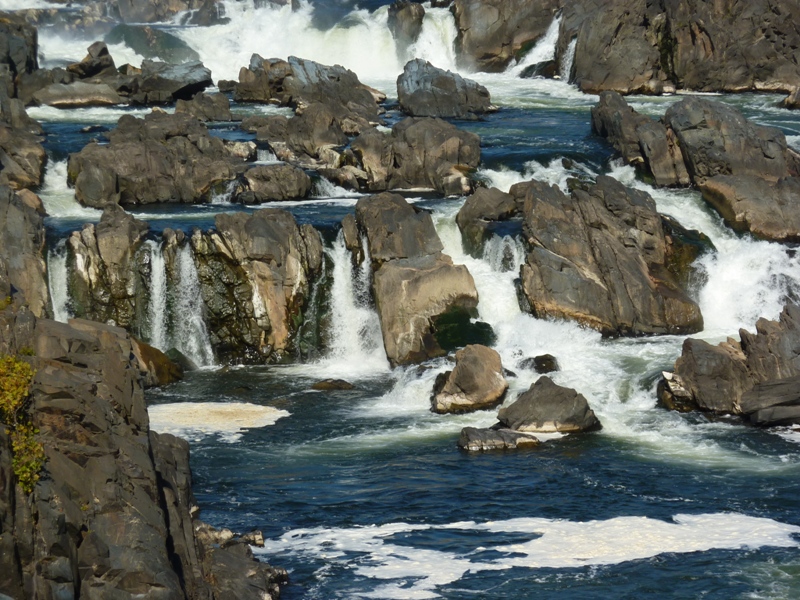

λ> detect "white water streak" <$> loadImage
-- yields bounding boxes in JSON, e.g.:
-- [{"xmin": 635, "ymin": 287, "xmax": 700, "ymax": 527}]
[
  {"xmin": 508, "ymin": 15, "xmax": 561, "ymax": 77},
  {"xmin": 47, "ymin": 240, "xmax": 71, "ymax": 323},
  {"xmin": 145, "ymin": 240, "xmax": 168, "ymax": 351},
  {"xmin": 174, "ymin": 245, "xmax": 215, "ymax": 367}
]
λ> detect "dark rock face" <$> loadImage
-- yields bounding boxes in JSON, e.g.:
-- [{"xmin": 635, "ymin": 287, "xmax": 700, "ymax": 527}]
[
  {"xmin": 0, "ymin": 84, "xmax": 45, "ymax": 190},
  {"xmin": 0, "ymin": 12, "xmax": 38, "ymax": 84},
  {"xmin": 388, "ymin": 1, "xmax": 426, "ymax": 53},
  {"xmin": 66, "ymin": 41, "xmax": 116, "ymax": 79},
  {"xmin": 191, "ymin": 208, "xmax": 324, "ymax": 364},
  {"xmin": 0, "ymin": 298, "xmax": 285, "ymax": 599},
  {"xmin": 234, "ymin": 164, "xmax": 312, "ymax": 204},
  {"xmin": 431, "ymin": 344, "xmax": 508, "ymax": 414},
  {"xmin": 458, "ymin": 426, "xmax": 540, "ymax": 451},
  {"xmin": 498, "ymin": 376, "xmax": 602, "ymax": 433},
  {"xmin": 0, "ymin": 186, "xmax": 48, "ymax": 318},
  {"xmin": 132, "ymin": 60, "xmax": 213, "ymax": 104},
  {"xmin": 112, "ymin": 0, "xmax": 221, "ymax": 25},
  {"xmin": 351, "ymin": 193, "xmax": 480, "ymax": 366},
  {"xmin": 397, "ymin": 58, "xmax": 493, "ymax": 119},
  {"xmin": 68, "ymin": 111, "xmax": 250, "ymax": 207},
  {"xmin": 175, "ymin": 91, "xmax": 233, "ymax": 122},
  {"xmin": 519, "ymin": 176, "xmax": 703, "ymax": 336},
  {"xmin": 452, "ymin": 0, "xmax": 562, "ymax": 72},
  {"xmin": 660, "ymin": 304, "xmax": 800, "ymax": 426},
  {"xmin": 456, "ymin": 186, "xmax": 522, "ymax": 256},
  {"xmin": 105, "ymin": 24, "xmax": 201, "ymax": 64}
]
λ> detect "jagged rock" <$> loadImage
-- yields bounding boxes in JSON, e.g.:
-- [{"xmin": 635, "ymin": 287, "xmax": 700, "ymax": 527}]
[
  {"xmin": 458, "ymin": 426, "xmax": 540, "ymax": 451},
  {"xmin": 131, "ymin": 337, "xmax": 183, "ymax": 388},
  {"xmin": 234, "ymin": 164, "xmax": 312, "ymax": 204},
  {"xmin": 67, "ymin": 205, "xmax": 148, "ymax": 328},
  {"xmin": 0, "ymin": 101, "xmax": 46, "ymax": 190},
  {"xmin": 431, "ymin": 344, "xmax": 508, "ymax": 413},
  {"xmin": 388, "ymin": 1, "xmax": 425, "ymax": 53},
  {"xmin": 665, "ymin": 97, "xmax": 799, "ymax": 184},
  {"xmin": 68, "ymin": 111, "xmax": 248, "ymax": 207},
  {"xmin": 456, "ymin": 186, "xmax": 522, "ymax": 256},
  {"xmin": 105, "ymin": 24, "xmax": 201, "ymax": 63},
  {"xmin": 32, "ymin": 81, "xmax": 123, "ymax": 108},
  {"xmin": 351, "ymin": 118, "xmax": 480, "ymax": 195},
  {"xmin": 175, "ymin": 91, "xmax": 233, "ymax": 121},
  {"xmin": 397, "ymin": 58, "xmax": 493, "ymax": 119},
  {"xmin": 66, "ymin": 41, "xmax": 116, "ymax": 78},
  {"xmin": 190, "ymin": 208, "xmax": 324, "ymax": 364},
  {"xmin": 0, "ymin": 12, "xmax": 38, "ymax": 86},
  {"xmin": 519, "ymin": 176, "xmax": 703, "ymax": 336},
  {"xmin": 452, "ymin": 0, "xmax": 561, "ymax": 72},
  {"xmin": 0, "ymin": 186, "xmax": 48, "ymax": 318},
  {"xmin": 591, "ymin": 91, "xmax": 689, "ymax": 186},
  {"xmin": 498, "ymin": 376, "xmax": 602, "ymax": 433},
  {"xmin": 131, "ymin": 60, "xmax": 213, "ymax": 104},
  {"xmin": 660, "ymin": 304, "xmax": 800, "ymax": 426}
]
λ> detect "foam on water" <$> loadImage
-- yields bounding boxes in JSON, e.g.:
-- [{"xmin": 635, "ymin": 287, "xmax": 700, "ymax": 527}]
[
  {"xmin": 507, "ymin": 16, "xmax": 561, "ymax": 77},
  {"xmin": 149, "ymin": 401, "xmax": 289, "ymax": 442},
  {"xmin": 312, "ymin": 177, "xmax": 363, "ymax": 200},
  {"xmin": 26, "ymin": 105, "xmax": 156, "ymax": 124},
  {"xmin": 38, "ymin": 160, "xmax": 101, "ymax": 220},
  {"xmin": 479, "ymin": 157, "xmax": 595, "ymax": 193},
  {"xmin": 257, "ymin": 513, "xmax": 800, "ymax": 598}
]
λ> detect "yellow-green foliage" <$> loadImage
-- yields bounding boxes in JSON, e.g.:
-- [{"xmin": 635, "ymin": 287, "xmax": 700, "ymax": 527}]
[{"xmin": 0, "ymin": 354, "xmax": 44, "ymax": 494}]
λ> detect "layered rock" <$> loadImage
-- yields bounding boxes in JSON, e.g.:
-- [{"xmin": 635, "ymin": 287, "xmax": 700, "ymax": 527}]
[
  {"xmin": 397, "ymin": 58, "xmax": 493, "ymax": 119},
  {"xmin": 452, "ymin": 0, "xmax": 562, "ymax": 72},
  {"xmin": 660, "ymin": 304, "xmax": 800, "ymax": 426},
  {"xmin": 67, "ymin": 111, "xmax": 251, "ymax": 207},
  {"xmin": 431, "ymin": 344, "xmax": 507, "ymax": 413},
  {"xmin": 0, "ymin": 12, "xmax": 38, "ymax": 87},
  {"xmin": 0, "ymin": 294, "xmax": 285, "ymax": 599},
  {"xmin": 458, "ymin": 426, "xmax": 540, "ymax": 451},
  {"xmin": 518, "ymin": 176, "xmax": 703, "ymax": 336},
  {"xmin": 0, "ymin": 80, "xmax": 45, "ymax": 190},
  {"xmin": 190, "ymin": 208, "xmax": 324, "ymax": 363},
  {"xmin": 351, "ymin": 193, "xmax": 481, "ymax": 365}
]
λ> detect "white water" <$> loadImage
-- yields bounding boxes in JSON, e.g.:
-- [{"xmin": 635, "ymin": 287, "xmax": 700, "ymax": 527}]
[
  {"xmin": 311, "ymin": 177, "xmax": 363, "ymax": 199},
  {"xmin": 145, "ymin": 240, "xmax": 169, "ymax": 351},
  {"xmin": 560, "ymin": 38, "xmax": 577, "ymax": 82},
  {"xmin": 149, "ymin": 401, "xmax": 289, "ymax": 442},
  {"xmin": 507, "ymin": 15, "xmax": 561, "ymax": 77},
  {"xmin": 47, "ymin": 240, "xmax": 71, "ymax": 323},
  {"xmin": 173, "ymin": 244, "xmax": 216, "ymax": 367},
  {"xmin": 258, "ymin": 513, "xmax": 800, "ymax": 599},
  {"xmin": 38, "ymin": 160, "xmax": 101, "ymax": 221}
]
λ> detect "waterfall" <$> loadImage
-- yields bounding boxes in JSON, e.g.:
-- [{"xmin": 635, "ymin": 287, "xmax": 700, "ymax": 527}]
[
  {"xmin": 47, "ymin": 240, "xmax": 72, "ymax": 323},
  {"xmin": 559, "ymin": 38, "xmax": 577, "ymax": 82},
  {"xmin": 405, "ymin": 7, "xmax": 460, "ymax": 73},
  {"xmin": 210, "ymin": 179, "xmax": 237, "ymax": 205},
  {"xmin": 507, "ymin": 15, "xmax": 561, "ymax": 77},
  {"xmin": 172, "ymin": 244, "xmax": 216, "ymax": 367},
  {"xmin": 145, "ymin": 239, "xmax": 169, "ymax": 351}
]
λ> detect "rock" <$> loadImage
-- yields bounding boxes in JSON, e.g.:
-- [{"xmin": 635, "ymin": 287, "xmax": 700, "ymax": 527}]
[
  {"xmin": 16, "ymin": 67, "xmax": 76, "ymax": 106},
  {"xmin": 698, "ymin": 175, "xmax": 800, "ymax": 243},
  {"xmin": 131, "ymin": 60, "xmax": 213, "ymax": 104},
  {"xmin": 312, "ymin": 379, "xmax": 355, "ymax": 391},
  {"xmin": 665, "ymin": 97, "xmax": 799, "ymax": 184},
  {"xmin": 0, "ymin": 120, "xmax": 46, "ymax": 190},
  {"xmin": 114, "ymin": 0, "xmax": 222, "ymax": 25},
  {"xmin": 190, "ymin": 208, "xmax": 324, "ymax": 364},
  {"xmin": 0, "ymin": 186, "xmax": 48, "ymax": 318},
  {"xmin": 67, "ymin": 205, "xmax": 148, "ymax": 328},
  {"xmin": 519, "ymin": 176, "xmax": 704, "ymax": 336},
  {"xmin": 0, "ymin": 12, "xmax": 38, "ymax": 85},
  {"xmin": 431, "ymin": 344, "xmax": 508, "ymax": 414},
  {"xmin": 591, "ymin": 91, "xmax": 689, "ymax": 187},
  {"xmin": 175, "ymin": 91, "xmax": 233, "ymax": 121},
  {"xmin": 519, "ymin": 60, "xmax": 558, "ymax": 79},
  {"xmin": 457, "ymin": 426, "xmax": 540, "ymax": 451},
  {"xmin": 66, "ymin": 41, "xmax": 116, "ymax": 78},
  {"xmin": 32, "ymin": 81, "xmax": 123, "ymax": 108},
  {"xmin": 388, "ymin": 1, "xmax": 425, "ymax": 54},
  {"xmin": 397, "ymin": 58, "xmax": 493, "ymax": 119},
  {"xmin": 782, "ymin": 88, "xmax": 800, "ymax": 109},
  {"xmin": 131, "ymin": 337, "xmax": 183, "ymax": 387},
  {"xmin": 166, "ymin": 348, "xmax": 199, "ymax": 372},
  {"xmin": 234, "ymin": 164, "xmax": 312, "ymax": 204},
  {"xmin": 456, "ymin": 186, "xmax": 521, "ymax": 256},
  {"xmin": 105, "ymin": 24, "xmax": 201, "ymax": 63},
  {"xmin": 68, "ymin": 111, "xmax": 247, "ymax": 207},
  {"xmin": 452, "ymin": 0, "xmax": 561, "ymax": 72},
  {"xmin": 661, "ymin": 304, "xmax": 800, "ymax": 426},
  {"xmin": 498, "ymin": 376, "xmax": 602, "ymax": 433},
  {"xmin": 520, "ymin": 354, "xmax": 559, "ymax": 374}
]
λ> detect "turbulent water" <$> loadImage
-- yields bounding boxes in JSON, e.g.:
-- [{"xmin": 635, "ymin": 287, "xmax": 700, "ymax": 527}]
[{"xmin": 31, "ymin": 0, "xmax": 800, "ymax": 597}]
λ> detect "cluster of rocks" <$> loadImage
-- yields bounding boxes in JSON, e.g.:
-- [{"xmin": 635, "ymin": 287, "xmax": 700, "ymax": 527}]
[{"xmin": 593, "ymin": 92, "xmax": 800, "ymax": 243}]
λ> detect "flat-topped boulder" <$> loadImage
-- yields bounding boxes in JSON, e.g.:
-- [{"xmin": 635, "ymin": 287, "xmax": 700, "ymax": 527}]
[
  {"xmin": 32, "ymin": 81, "xmax": 123, "ymax": 108},
  {"xmin": 397, "ymin": 58, "xmax": 493, "ymax": 119},
  {"xmin": 458, "ymin": 426, "xmax": 540, "ymax": 451},
  {"xmin": 431, "ymin": 344, "xmax": 508, "ymax": 414},
  {"xmin": 234, "ymin": 164, "xmax": 312, "ymax": 204},
  {"xmin": 131, "ymin": 59, "xmax": 213, "ymax": 104}
]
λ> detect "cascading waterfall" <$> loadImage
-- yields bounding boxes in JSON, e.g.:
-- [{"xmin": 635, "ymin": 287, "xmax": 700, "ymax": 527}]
[
  {"xmin": 47, "ymin": 240, "xmax": 72, "ymax": 323},
  {"xmin": 560, "ymin": 38, "xmax": 577, "ymax": 81},
  {"xmin": 172, "ymin": 244, "xmax": 216, "ymax": 367},
  {"xmin": 507, "ymin": 15, "xmax": 562, "ymax": 77},
  {"xmin": 145, "ymin": 239, "xmax": 169, "ymax": 351}
]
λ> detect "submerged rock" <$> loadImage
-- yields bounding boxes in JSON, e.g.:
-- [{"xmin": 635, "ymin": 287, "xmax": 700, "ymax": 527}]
[
  {"xmin": 312, "ymin": 379, "xmax": 355, "ymax": 391},
  {"xmin": 431, "ymin": 344, "xmax": 508, "ymax": 414},
  {"xmin": 397, "ymin": 58, "xmax": 493, "ymax": 119},
  {"xmin": 458, "ymin": 426, "xmax": 540, "ymax": 451}
]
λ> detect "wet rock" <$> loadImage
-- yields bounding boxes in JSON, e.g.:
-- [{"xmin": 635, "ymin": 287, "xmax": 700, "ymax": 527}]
[
  {"xmin": 452, "ymin": 0, "xmax": 561, "ymax": 72},
  {"xmin": 458, "ymin": 426, "xmax": 540, "ymax": 451},
  {"xmin": 312, "ymin": 379, "xmax": 355, "ymax": 391},
  {"xmin": 131, "ymin": 60, "xmax": 213, "ymax": 104},
  {"xmin": 175, "ymin": 91, "xmax": 233, "ymax": 122},
  {"xmin": 456, "ymin": 186, "xmax": 521, "ymax": 256},
  {"xmin": 520, "ymin": 60, "xmax": 558, "ymax": 79},
  {"xmin": 0, "ymin": 90, "xmax": 45, "ymax": 190},
  {"xmin": 520, "ymin": 354, "xmax": 559, "ymax": 374},
  {"xmin": 131, "ymin": 337, "xmax": 183, "ymax": 387},
  {"xmin": 661, "ymin": 304, "xmax": 800, "ymax": 426},
  {"xmin": 105, "ymin": 24, "xmax": 201, "ymax": 64},
  {"xmin": 782, "ymin": 88, "xmax": 800, "ymax": 110},
  {"xmin": 397, "ymin": 58, "xmax": 493, "ymax": 119},
  {"xmin": 388, "ymin": 1, "xmax": 425, "ymax": 54},
  {"xmin": 190, "ymin": 208, "xmax": 324, "ymax": 364},
  {"xmin": 234, "ymin": 164, "xmax": 312, "ymax": 204},
  {"xmin": 0, "ymin": 186, "xmax": 48, "ymax": 318},
  {"xmin": 65, "ymin": 41, "xmax": 116, "ymax": 79},
  {"xmin": 431, "ymin": 344, "xmax": 508, "ymax": 414},
  {"xmin": 498, "ymin": 376, "xmax": 602, "ymax": 433},
  {"xmin": 519, "ymin": 176, "xmax": 703, "ymax": 336},
  {"xmin": 68, "ymin": 111, "xmax": 248, "ymax": 207},
  {"xmin": 32, "ymin": 81, "xmax": 123, "ymax": 108}
]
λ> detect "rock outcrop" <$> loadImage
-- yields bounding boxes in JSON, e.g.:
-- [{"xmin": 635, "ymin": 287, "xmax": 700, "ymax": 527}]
[
  {"xmin": 458, "ymin": 426, "xmax": 540, "ymax": 451},
  {"xmin": 67, "ymin": 111, "xmax": 252, "ymax": 207},
  {"xmin": 456, "ymin": 186, "xmax": 523, "ymax": 256},
  {"xmin": 234, "ymin": 164, "xmax": 312, "ymax": 204},
  {"xmin": 0, "ymin": 12, "xmax": 38, "ymax": 88},
  {"xmin": 388, "ymin": 1, "xmax": 426, "ymax": 54},
  {"xmin": 0, "ymin": 293, "xmax": 285, "ymax": 599},
  {"xmin": 660, "ymin": 303, "xmax": 800, "ymax": 426},
  {"xmin": 0, "ymin": 80, "xmax": 45, "ymax": 190},
  {"xmin": 351, "ymin": 193, "xmax": 482, "ymax": 366},
  {"xmin": 431, "ymin": 344, "xmax": 508, "ymax": 414},
  {"xmin": 397, "ymin": 58, "xmax": 493, "ymax": 119},
  {"xmin": 190, "ymin": 208, "xmax": 324, "ymax": 364},
  {"xmin": 175, "ymin": 91, "xmax": 234, "ymax": 122}
]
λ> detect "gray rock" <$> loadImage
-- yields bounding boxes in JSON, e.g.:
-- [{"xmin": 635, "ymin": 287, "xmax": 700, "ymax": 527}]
[
  {"xmin": 132, "ymin": 60, "xmax": 213, "ymax": 104},
  {"xmin": 456, "ymin": 186, "xmax": 521, "ymax": 256},
  {"xmin": 65, "ymin": 41, "xmax": 116, "ymax": 79},
  {"xmin": 235, "ymin": 163, "xmax": 312, "ymax": 204},
  {"xmin": 388, "ymin": 1, "xmax": 426, "ymax": 53},
  {"xmin": 397, "ymin": 58, "xmax": 493, "ymax": 119},
  {"xmin": 105, "ymin": 24, "xmax": 201, "ymax": 64},
  {"xmin": 0, "ymin": 12, "xmax": 37, "ymax": 83},
  {"xmin": 431, "ymin": 344, "xmax": 508, "ymax": 414},
  {"xmin": 458, "ymin": 426, "xmax": 540, "ymax": 451},
  {"xmin": 32, "ymin": 81, "xmax": 123, "ymax": 108},
  {"xmin": 175, "ymin": 91, "xmax": 233, "ymax": 122},
  {"xmin": 498, "ymin": 376, "xmax": 602, "ymax": 433}
]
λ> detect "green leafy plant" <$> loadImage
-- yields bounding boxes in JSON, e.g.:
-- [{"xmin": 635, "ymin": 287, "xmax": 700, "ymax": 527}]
[{"xmin": 0, "ymin": 355, "xmax": 44, "ymax": 494}]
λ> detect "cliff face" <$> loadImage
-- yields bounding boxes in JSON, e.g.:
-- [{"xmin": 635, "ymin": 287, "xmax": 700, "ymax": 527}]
[{"xmin": 0, "ymin": 289, "xmax": 286, "ymax": 599}]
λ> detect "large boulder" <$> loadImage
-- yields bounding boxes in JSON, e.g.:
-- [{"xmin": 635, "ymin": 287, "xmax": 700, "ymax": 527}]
[
  {"xmin": 234, "ymin": 164, "xmax": 312, "ymax": 204},
  {"xmin": 660, "ymin": 303, "xmax": 800, "ymax": 426},
  {"xmin": 431, "ymin": 344, "xmax": 508, "ymax": 414},
  {"xmin": 388, "ymin": 1, "xmax": 426, "ymax": 54},
  {"xmin": 397, "ymin": 58, "xmax": 493, "ymax": 119},
  {"xmin": 131, "ymin": 60, "xmax": 213, "ymax": 104},
  {"xmin": 458, "ymin": 426, "xmax": 540, "ymax": 451},
  {"xmin": 66, "ymin": 40, "xmax": 116, "ymax": 78},
  {"xmin": 31, "ymin": 81, "xmax": 123, "ymax": 108},
  {"xmin": 456, "ymin": 186, "xmax": 523, "ymax": 256},
  {"xmin": 190, "ymin": 208, "xmax": 324, "ymax": 363},
  {"xmin": 0, "ymin": 12, "xmax": 38, "ymax": 85},
  {"xmin": 519, "ymin": 176, "xmax": 704, "ymax": 336},
  {"xmin": 452, "ymin": 0, "xmax": 562, "ymax": 72},
  {"xmin": 175, "ymin": 91, "xmax": 233, "ymax": 122},
  {"xmin": 497, "ymin": 376, "xmax": 602, "ymax": 433},
  {"xmin": 67, "ymin": 111, "xmax": 250, "ymax": 207},
  {"xmin": 105, "ymin": 24, "xmax": 201, "ymax": 63}
]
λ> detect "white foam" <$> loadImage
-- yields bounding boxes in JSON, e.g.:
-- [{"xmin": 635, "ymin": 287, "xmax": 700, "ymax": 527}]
[
  {"xmin": 312, "ymin": 177, "xmax": 363, "ymax": 199},
  {"xmin": 26, "ymin": 105, "xmax": 156, "ymax": 124},
  {"xmin": 38, "ymin": 160, "xmax": 101, "ymax": 220},
  {"xmin": 257, "ymin": 514, "xmax": 800, "ymax": 598},
  {"xmin": 787, "ymin": 135, "xmax": 800, "ymax": 151},
  {"xmin": 47, "ymin": 239, "xmax": 71, "ymax": 322},
  {"xmin": 148, "ymin": 401, "xmax": 289, "ymax": 442},
  {"xmin": 507, "ymin": 15, "xmax": 561, "ymax": 77}
]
